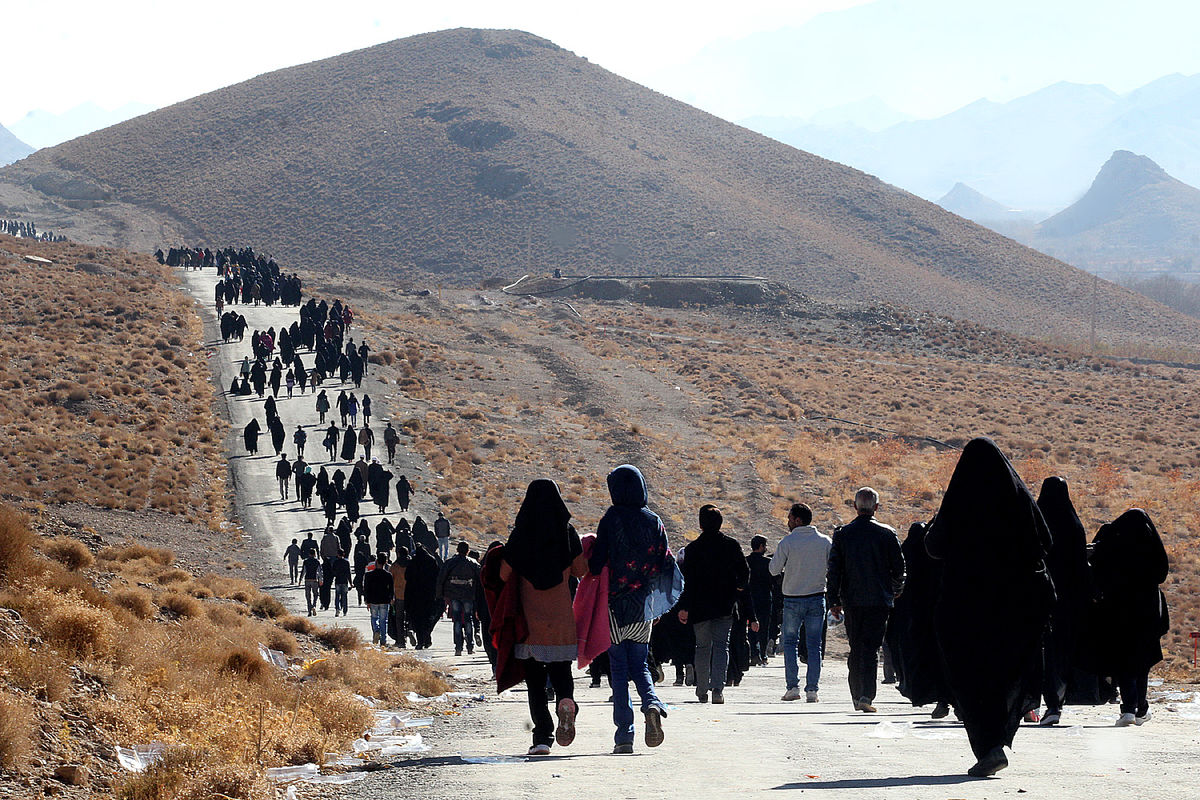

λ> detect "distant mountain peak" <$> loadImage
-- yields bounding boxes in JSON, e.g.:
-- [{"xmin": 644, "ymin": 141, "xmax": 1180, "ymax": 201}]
[{"xmin": 937, "ymin": 182, "xmax": 1014, "ymax": 223}]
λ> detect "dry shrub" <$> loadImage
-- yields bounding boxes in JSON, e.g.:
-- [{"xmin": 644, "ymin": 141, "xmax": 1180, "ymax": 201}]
[
  {"xmin": 219, "ymin": 647, "xmax": 268, "ymax": 682},
  {"xmin": 111, "ymin": 586, "xmax": 155, "ymax": 619},
  {"xmin": 0, "ymin": 643, "xmax": 70, "ymax": 701},
  {"xmin": 44, "ymin": 601, "xmax": 118, "ymax": 659},
  {"xmin": 117, "ymin": 748, "xmax": 202, "ymax": 800},
  {"xmin": 277, "ymin": 615, "xmax": 315, "ymax": 635},
  {"xmin": 0, "ymin": 690, "xmax": 33, "ymax": 770},
  {"xmin": 101, "ymin": 543, "xmax": 175, "ymax": 566},
  {"xmin": 0, "ymin": 505, "xmax": 35, "ymax": 578},
  {"xmin": 249, "ymin": 593, "xmax": 286, "ymax": 619},
  {"xmin": 154, "ymin": 568, "xmax": 192, "ymax": 585},
  {"xmin": 264, "ymin": 628, "xmax": 298, "ymax": 656},
  {"xmin": 159, "ymin": 591, "xmax": 202, "ymax": 618},
  {"xmin": 42, "ymin": 536, "xmax": 95, "ymax": 571},
  {"xmin": 312, "ymin": 624, "xmax": 361, "ymax": 653},
  {"xmin": 305, "ymin": 648, "xmax": 448, "ymax": 702},
  {"xmin": 207, "ymin": 603, "xmax": 248, "ymax": 628}
]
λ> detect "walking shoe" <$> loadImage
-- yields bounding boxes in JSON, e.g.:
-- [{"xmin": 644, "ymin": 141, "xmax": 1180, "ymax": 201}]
[
  {"xmin": 371, "ymin": 632, "xmax": 379, "ymax": 644},
  {"xmin": 931, "ymin": 701, "xmax": 950, "ymax": 719},
  {"xmin": 455, "ymin": 649, "xmax": 462, "ymax": 656},
  {"xmin": 857, "ymin": 697, "xmax": 877, "ymax": 713},
  {"xmin": 612, "ymin": 742, "xmax": 634, "ymax": 755},
  {"xmin": 1115, "ymin": 712, "xmax": 1137, "ymax": 727},
  {"xmin": 475, "ymin": 632, "xmax": 484, "ymax": 647},
  {"xmin": 467, "ymin": 647, "xmax": 474, "ymax": 655},
  {"xmin": 696, "ymin": 691, "xmax": 708, "ymax": 703},
  {"xmin": 1023, "ymin": 709, "xmax": 1040, "ymax": 723},
  {"xmin": 967, "ymin": 746, "xmax": 1008, "ymax": 778},
  {"xmin": 684, "ymin": 664, "xmax": 695, "ymax": 686},
  {"xmin": 1039, "ymin": 711, "xmax": 1061, "ymax": 726},
  {"xmin": 590, "ymin": 678, "xmax": 602, "ymax": 689},
  {"xmin": 881, "ymin": 677, "xmax": 896, "ymax": 685},
  {"xmin": 1134, "ymin": 710, "xmax": 1152, "ymax": 726},
  {"xmin": 806, "ymin": 690, "xmax": 819, "ymax": 703},
  {"xmin": 527, "ymin": 744, "xmax": 551, "ymax": 756},
  {"xmin": 555, "ymin": 698, "xmax": 577, "ymax": 747},
  {"xmin": 781, "ymin": 687, "xmax": 803, "ymax": 702},
  {"xmin": 644, "ymin": 707, "xmax": 665, "ymax": 748},
  {"xmin": 712, "ymin": 691, "xmax": 724, "ymax": 704},
  {"xmin": 673, "ymin": 676, "xmax": 684, "ymax": 687}
]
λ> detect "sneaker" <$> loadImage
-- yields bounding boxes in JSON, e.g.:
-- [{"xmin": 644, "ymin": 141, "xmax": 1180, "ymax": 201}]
[
  {"xmin": 555, "ymin": 698, "xmax": 577, "ymax": 747},
  {"xmin": 1039, "ymin": 711, "xmax": 1061, "ymax": 726},
  {"xmin": 967, "ymin": 746, "xmax": 1008, "ymax": 778},
  {"xmin": 644, "ymin": 707, "xmax": 665, "ymax": 748},
  {"xmin": 467, "ymin": 648, "xmax": 474, "ymax": 655},
  {"xmin": 527, "ymin": 744, "xmax": 551, "ymax": 756},
  {"xmin": 806, "ymin": 690, "xmax": 819, "ymax": 703},
  {"xmin": 1023, "ymin": 709, "xmax": 1040, "ymax": 723},
  {"xmin": 612, "ymin": 742, "xmax": 634, "ymax": 755},
  {"xmin": 1115, "ymin": 712, "xmax": 1137, "ymax": 727},
  {"xmin": 881, "ymin": 677, "xmax": 897, "ymax": 685},
  {"xmin": 590, "ymin": 679, "xmax": 602, "ymax": 689},
  {"xmin": 1135, "ymin": 710, "xmax": 1152, "ymax": 726},
  {"xmin": 371, "ymin": 632, "xmax": 379, "ymax": 644},
  {"xmin": 781, "ymin": 687, "xmax": 803, "ymax": 702},
  {"xmin": 454, "ymin": 649, "xmax": 462, "ymax": 656},
  {"xmin": 696, "ymin": 691, "xmax": 708, "ymax": 703},
  {"xmin": 712, "ymin": 691, "xmax": 724, "ymax": 704},
  {"xmin": 857, "ymin": 697, "xmax": 877, "ymax": 713},
  {"xmin": 931, "ymin": 701, "xmax": 950, "ymax": 720}
]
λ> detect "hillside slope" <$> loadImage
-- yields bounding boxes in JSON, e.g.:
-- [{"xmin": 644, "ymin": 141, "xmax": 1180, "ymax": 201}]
[
  {"xmin": 0, "ymin": 123, "xmax": 33, "ymax": 166},
  {"xmin": 1, "ymin": 28, "xmax": 1197, "ymax": 347}
]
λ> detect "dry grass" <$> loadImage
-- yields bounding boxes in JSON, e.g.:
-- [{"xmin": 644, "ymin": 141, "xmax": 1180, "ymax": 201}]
[
  {"xmin": 0, "ymin": 691, "xmax": 33, "ymax": 770},
  {"xmin": 41, "ymin": 536, "xmax": 95, "ymax": 570}
]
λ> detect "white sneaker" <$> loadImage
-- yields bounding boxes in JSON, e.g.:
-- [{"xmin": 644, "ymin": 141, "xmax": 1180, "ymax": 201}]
[
  {"xmin": 1135, "ymin": 710, "xmax": 1152, "ymax": 726},
  {"xmin": 806, "ymin": 691, "xmax": 819, "ymax": 703},
  {"xmin": 527, "ymin": 744, "xmax": 551, "ymax": 756},
  {"xmin": 1115, "ymin": 712, "xmax": 1137, "ymax": 727},
  {"xmin": 781, "ymin": 687, "xmax": 803, "ymax": 701}
]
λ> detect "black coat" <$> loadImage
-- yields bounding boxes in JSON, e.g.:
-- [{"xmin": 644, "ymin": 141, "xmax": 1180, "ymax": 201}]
[
  {"xmin": 242, "ymin": 419, "xmax": 260, "ymax": 454},
  {"xmin": 885, "ymin": 521, "xmax": 950, "ymax": 707},
  {"xmin": 340, "ymin": 428, "xmax": 357, "ymax": 461},
  {"xmin": 678, "ymin": 532, "xmax": 750, "ymax": 623},
  {"xmin": 365, "ymin": 566, "xmax": 395, "ymax": 604}
]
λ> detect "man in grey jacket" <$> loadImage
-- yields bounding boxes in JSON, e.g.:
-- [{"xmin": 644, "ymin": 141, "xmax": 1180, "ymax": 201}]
[
  {"xmin": 827, "ymin": 487, "xmax": 906, "ymax": 713},
  {"xmin": 770, "ymin": 503, "xmax": 833, "ymax": 703}
]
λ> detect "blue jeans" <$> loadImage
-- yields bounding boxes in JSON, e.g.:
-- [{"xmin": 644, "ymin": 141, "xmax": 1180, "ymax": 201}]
[
  {"xmin": 369, "ymin": 603, "xmax": 389, "ymax": 639},
  {"xmin": 693, "ymin": 616, "xmax": 733, "ymax": 694},
  {"xmin": 437, "ymin": 537, "xmax": 450, "ymax": 561},
  {"xmin": 335, "ymin": 583, "xmax": 349, "ymax": 615},
  {"xmin": 608, "ymin": 639, "xmax": 666, "ymax": 745},
  {"xmin": 449, "ymin": 598, "xmax": 475, "ymax": 651},
  {"xmin": 782, "ymin": 595, "xmax": 826, "ymax": 692}
]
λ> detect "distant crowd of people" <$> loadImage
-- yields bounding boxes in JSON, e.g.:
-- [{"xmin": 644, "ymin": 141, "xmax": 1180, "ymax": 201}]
[{"xmin": 1, "ymin": 218, "xmax": 67, "ymax": 241}]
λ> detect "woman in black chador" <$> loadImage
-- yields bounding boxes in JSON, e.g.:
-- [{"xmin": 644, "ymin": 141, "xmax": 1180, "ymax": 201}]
[
  {"xmin": 1035, "ymin": 477, "xmax": 1094, "ymax": 724},
  {"xmin": 242, "ymin": 418, "xmax": 260, "ymax": 455},
  {"xmin": 925, "ymin": 437, "xmax": 1053, "ymax": 778},
  {"xmin": 1085, "ymin": 508, "xmax": 1168, "ymax": 727}
]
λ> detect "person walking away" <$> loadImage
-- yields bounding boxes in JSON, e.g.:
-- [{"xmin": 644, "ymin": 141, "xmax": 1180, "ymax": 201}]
[
  {"xmin": 476, "ymin": 542, "xmax": 501, "ymax": 671},
  {"xmin": 332, "ymin": 549, "xmax": 353, "ymax": 616},
  {"xmin": 364, "ymin": 553, "xmax": 395, "ymax": 645},
  {"xmin": 412, "ymin": 515, "xmax": 437, "ymax": 555},
  {"xmin": 747, "ymin": 535, "xmax": 775, "ymax": 666},
  {"xmin": 384, "ymin": 421, "xmax": 400, "ymax": 464},
  {"xmin": 439, "ymin": 541, "xmax": 482, "ymax": 656},
  {"xmin": 396, "ymin": 474, "xmax": 413, "ymax": 512},
  {"xmin": 275, "ymin": 454, "xmax": 291, "ymax": 500},
  {"xmin": 770, "ymin": 503, "xmax": 833, "ymax": 702},
  {"xmin": 293, "ymin": 425, "xmax": 307, "ymax": 458},
  {"xmin": 284, "ymin": 538, "xmax": 302, "ymax": 584},
  {"xmin": 358, "ymin": 424, "xmax": 374, "ymax": 461},
  {"xmin": 405, "ymin": 543, "xmax": 441, "ymax": 648},
  {"xmin": 389, "ymin": 547, "xmax": 410, "ymax": 647},
  {"xmin": 362, "ymin": 394, "xmax": 372, "ymax": 425},
  {"xmin": 827, "ymin": 488, "xmax": 905, "ymax": 714},
  {"xmin": 299, "ymin": 467, "xmax": 316, "ymax": 509},
  {"xmin": 316, "ymin": 390, "xmax": 330, "ymax": 424},
  {"xmin": 498, "ymin": 479, "xmax": 587, "ymax": 756},
  {"xmin": 676, "ymin": 505, "xmax": 751, "ymax": 704},
  {"xmin": 301, "ymin": 551, "xmax": 321, "ymax": 615},
  {"xmin": 353, "ymin": 533, "xmax": 372, "ymax": 605},
  {"xmin": 242, "ymin": 418, "xmax": 260, "ymax": 456},
  {"xmin": 1085, "ymin": 508, "xmax": 1168, "ymax": 727},
  {"xmin": 589, "ymin": 465, "xmax": 677, "ymax": 754},
  {"xmin": 925, "ymin": 438, "xmax": 1053, "ymax": 778},
  {"xmin": 299, "ymin": 531, "xmax": 319, "ymax": 561},
  {"xmin": 434, "ymin": 511, "xmax": 452, "ymax": 561}
]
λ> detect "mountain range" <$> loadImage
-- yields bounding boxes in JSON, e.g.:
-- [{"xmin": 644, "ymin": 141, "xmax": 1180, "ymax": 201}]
[
  {"xmin": 747, "ymin": 73, "xmax": 1200, "ymax": 213},
  {"xmin": 0, "ymin": 123, "xmax": 33, "ymax": 167},
  {"xmin": 8, "ymin": 102, "xmax": 156, "ymax": 150},
  {"xmin": 1, "ymin": 28, "xmax": 1196, "ymax": 349}
]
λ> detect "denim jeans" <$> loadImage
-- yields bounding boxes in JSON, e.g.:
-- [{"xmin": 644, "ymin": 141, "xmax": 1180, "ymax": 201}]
[
  {"xmin": 304, "ymin": 580, "xmax": 319, "ymax": 614},
  {"xmin": 437, "ymin": 537, "xmax": 451, "ymax": 561},
  {"xmin": 782, "ymin": 595, "xmax": 826, "ymax": 692},
  {"xmin": 449, "ymin": 598, "xmax": 475, "ymax": 650},
  {"xmin": 368, "ymin": 603, "xmax": 390, "ymax": 639},
  {"xmin": 693, "ymin": 616, "xmax": 733, "ymax": 693},
  {"xmin": 608, "ymin": 639, "xmax": 665, "ymax": 745},
  {"xmin": 334, "ymin": 583, "xmax": 349, "ymax": 615}
]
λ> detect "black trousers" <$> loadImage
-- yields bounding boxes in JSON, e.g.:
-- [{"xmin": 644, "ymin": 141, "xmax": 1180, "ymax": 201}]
[
  {"xmin": 1118, "ymin": 668, "xmax": 1149, "ymax": 717},
  {"xmin": 844, "ymin": 606, "xmax": 890, "ymax": 703},
  {"xmin": 524, "ymin": 659, "xmax": 574, "ymax": 746}
]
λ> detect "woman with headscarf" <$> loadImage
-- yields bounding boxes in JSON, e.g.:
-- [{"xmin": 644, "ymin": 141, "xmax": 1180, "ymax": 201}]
[
  {"xmin": 340, "ymin": 425, "xmax": 357, "ymax": 462},
  {"xmin": 885, "ymin": 520, "xmax": 954, "ymax": 718},
  {"xmin": 242, "ymin": 418, "xmax": 260, "ymax": 455},
  {"xmin": 353, "ymin": 533, "xmax": 373, "ymax": 605},
  {"xmin": 396, "ymin": 474, "xmax": 413, "ymax": 512},
  {"xmin": 405, "ymin": 542, "xmax": 441, "ymax": 649},
  {"xmin": 1085, "ymin": 509, "xmax": 1168, "ymax": 726},
  {"xmin": 498, "ymin": 479, "xmax": 587, "ymax": 756},
  {"xmin": 925, "ymin": 437, "xmax": 1053, "ymax": 778},
  {"xmin": 1035, "ymin": 477, "xmax": 1094, "ymax": 725}
]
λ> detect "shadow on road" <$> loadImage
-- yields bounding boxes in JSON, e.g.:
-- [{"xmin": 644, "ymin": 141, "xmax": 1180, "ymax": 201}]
[{"xmin": 773, "ymin": 774, "xmax": 978, "ymax": 790}]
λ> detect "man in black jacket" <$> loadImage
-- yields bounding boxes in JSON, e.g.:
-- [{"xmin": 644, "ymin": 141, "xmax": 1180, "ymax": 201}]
[
  {"xmin": 438, "ymin": 541, "xmax": 481, "ymax": 656},
  {"xmin": 827, "ymin": 487, "xmax": 905, "ymax": 713},
  {"xmin": 677, "ymin": 505, "xmax": 754, "ymax": 704},
  {"xmin": 331, "ymin": 549, "xmax": 353, "ymax": 617},
  {"xmin": 364, "ymin": 553, "xmax": 395, "ymax": 645}
]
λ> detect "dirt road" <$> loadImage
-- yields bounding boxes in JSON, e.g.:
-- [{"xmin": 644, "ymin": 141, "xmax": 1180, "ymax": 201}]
[{"xmin": 179, "ymin": 268, "xmax": 1200, "ymax": 800}]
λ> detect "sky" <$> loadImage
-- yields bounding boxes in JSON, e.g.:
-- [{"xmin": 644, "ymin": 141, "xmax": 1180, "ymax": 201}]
[{"xmin": 4, "ymin": 0, "xmax": 1200, "ymax": 128}]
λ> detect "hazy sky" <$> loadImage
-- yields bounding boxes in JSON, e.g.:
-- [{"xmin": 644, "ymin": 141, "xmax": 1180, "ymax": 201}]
[{"xmin": 4, "ymin": 0, "xmax": 1200, "ymax": 126}]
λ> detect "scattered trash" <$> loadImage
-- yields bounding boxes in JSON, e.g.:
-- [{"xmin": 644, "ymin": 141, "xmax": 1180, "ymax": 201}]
[
  {"xmin": 115, "ymin": 743, "xmax": 166, "ymax": 772},
  {"xmin": 352, "ymin": 733, "xmax": 428, "ymax": 755},
  {"xmin": 265, "ymin": 764, "xmax": 320, "ymax": 782},
  {"xmin": 866, "ymin": 721, "xmax": 910, "ymax": 739},
  {"xmin": 460, "ymin": 755, "xmax": 526, "ymax": 764},
  {"xmin": 304, "ymin": 773, "xmax": 367, "ymax": 785},
  {"xmin": 258, "ymin": 644, "xmax": 289, "ymax": 670},
  {"xmin": 1063, "ymin": 726, "xmax": 1083, "ymax": 737},
  {"xmin": 354, "ymin": 694, "xmax": 382, "ymax": 708}
]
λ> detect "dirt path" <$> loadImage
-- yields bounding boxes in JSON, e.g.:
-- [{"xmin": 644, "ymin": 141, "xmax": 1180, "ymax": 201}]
[{"xmin": 179, "ymin": 268, "xmax": 1200, "ymax": 799}]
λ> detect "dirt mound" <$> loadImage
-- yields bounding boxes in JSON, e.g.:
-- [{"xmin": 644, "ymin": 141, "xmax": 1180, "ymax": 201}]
[{"xmin": 2, "ymin": 29, "xmax": 1198, "ymax": 348}]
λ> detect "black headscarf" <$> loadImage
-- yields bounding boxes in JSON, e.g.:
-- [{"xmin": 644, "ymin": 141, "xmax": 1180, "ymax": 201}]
[
  {"xmin": 925, "ymin": 437, "xmax": 1054, "ymax": 761},
  {"xmin": 504, "ymin": 479, "xmax": 582, "ymax": 591}
]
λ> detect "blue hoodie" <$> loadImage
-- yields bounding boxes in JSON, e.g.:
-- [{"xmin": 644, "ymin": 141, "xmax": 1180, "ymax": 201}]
[{"xmin": 590, "ymin": 465, "xmax": 677, "ymax": 627}]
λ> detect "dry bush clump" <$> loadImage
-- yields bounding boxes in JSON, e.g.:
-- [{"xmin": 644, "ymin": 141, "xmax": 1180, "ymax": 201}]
[
  {"xmin": 41, "ymin": 536, "xmax": 95, "ymax": 570},
  {"xmin": 0, "ymin": 238, "xmax": 226, "ymax": 526},
  {"xmin": 0, "ymin": 690, "xmax": 34, "ymax": 770},
  {"xmin": 111, "ymin": 586, "xmax": 155, "ymax": 619},
  {"xmin": 312, "ymin": 624, "xmax": 362, "ymax": 652}
]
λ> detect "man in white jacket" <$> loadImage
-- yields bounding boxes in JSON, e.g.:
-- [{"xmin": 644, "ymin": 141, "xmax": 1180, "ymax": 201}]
[{"xmin": 769, "ymin": 503, "xmax": 833, "ymax": 703}]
